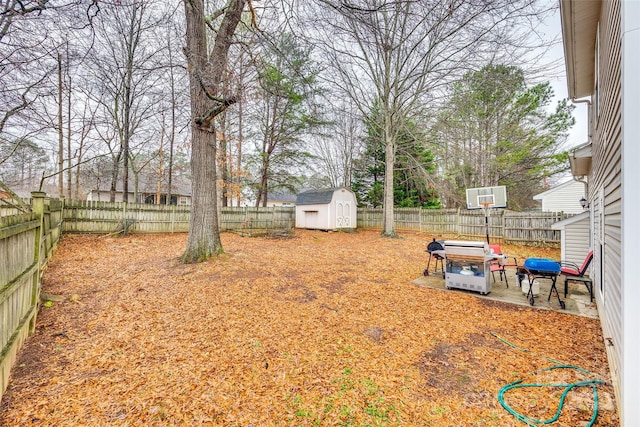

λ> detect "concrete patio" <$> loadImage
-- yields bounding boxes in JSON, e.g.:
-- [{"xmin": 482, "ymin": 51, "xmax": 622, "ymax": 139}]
[{"xmin": 413, "ymin": 268, "xmax": 598, "ymax": 318}]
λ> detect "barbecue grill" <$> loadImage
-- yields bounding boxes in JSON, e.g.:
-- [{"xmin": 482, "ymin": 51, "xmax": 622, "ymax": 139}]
[
  {"xmin": 423, "ymin": 238, "xmax": 445, "ymax": 277},
  {"xmin": 519, "ymin": 258, "xmax": 564, "ymax": 309},
  {"xmin": 443, "ymin": 240, "xmax": 493, "ymax": 295}
]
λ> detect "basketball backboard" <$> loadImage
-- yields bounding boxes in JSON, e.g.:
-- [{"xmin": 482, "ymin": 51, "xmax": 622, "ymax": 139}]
[{"xmin": 465, "ymin": 186, "xmax": 507, "ymax": 210}]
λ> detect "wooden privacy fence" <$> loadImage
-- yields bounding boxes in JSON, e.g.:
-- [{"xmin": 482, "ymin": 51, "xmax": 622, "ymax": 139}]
[
  {"xmin": 63, "ymin": 200, "xmax": 192, "ymax": 234},
  {"xmin": 1, "ymin": 192, "xmax": 63, "ymax": 400},
  {"xmin": 357, "ymin": 207, "xmax": 570, "ymax": 245},
  {"xmin": 62, "ymin": 200, "xmax": 296, "ymax": 235},
  {"xmin": 62, "ymin": 202, "xmax": 567, "ymax": 244}
]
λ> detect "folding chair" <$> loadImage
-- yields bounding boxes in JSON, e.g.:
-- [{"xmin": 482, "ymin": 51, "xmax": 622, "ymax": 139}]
[
  {"xmin": 489, "ymin": 244, "xmax": 518, "ymax": 287},
  {"xmin": 561, "ymin": 250, "xmax": 594, "ymax": 302}
]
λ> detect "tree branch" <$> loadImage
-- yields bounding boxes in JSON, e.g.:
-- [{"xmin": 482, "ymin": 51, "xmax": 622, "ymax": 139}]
[{"xmin": 195, "ymin": 96, "xmax": 238, "ymax": 129}]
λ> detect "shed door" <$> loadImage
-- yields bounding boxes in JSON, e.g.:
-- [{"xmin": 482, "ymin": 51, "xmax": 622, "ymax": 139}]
[{"xmin": 336, "ymin": 201, "xmax": 351, "ymax": 228}]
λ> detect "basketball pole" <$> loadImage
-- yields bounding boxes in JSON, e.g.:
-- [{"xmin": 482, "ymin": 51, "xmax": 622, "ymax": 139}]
[{"xmin": 481, "ymin": 203, "xmax": 491, "ymax": 244}]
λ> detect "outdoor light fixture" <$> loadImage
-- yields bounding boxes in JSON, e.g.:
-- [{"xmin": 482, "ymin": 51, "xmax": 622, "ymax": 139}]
[{"xmin": 580, "ymin": 196, "xmax": 589, "ymax": 209}]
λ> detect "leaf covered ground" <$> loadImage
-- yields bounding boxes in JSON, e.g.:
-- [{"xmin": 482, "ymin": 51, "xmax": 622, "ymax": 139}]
[{"xmin": 0, "ymin": 230, "xmax": 618, "ymax": 426}]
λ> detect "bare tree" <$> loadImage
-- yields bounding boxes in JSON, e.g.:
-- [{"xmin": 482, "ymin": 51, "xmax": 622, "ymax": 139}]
[
  {"xmin": 1, "ymin": 1, "xmax": 61, "ymax": 161},
  {"xmin": 81, "ymin": 0, "xmax": 167, "ymax": 202},
  {"xmin": 1, "ymin": 1, "xmax": 100, "ymax": 146},
  {"xmin": 162, "ymin": 16, "xmax": 186, "ymax": 206},
  {"xmin": 312, "ymin": 104, "xmax": 363, "ymax": 188},
  {"xmin": 72, "ymin": 97, "xmax": 99, "ymax": 199},
  {"xmin": 181, "ymin": 0, "xmax": 248, "ymax": 263},
  {"xmin": 311, "ymin": 0, "xmax": 555, "ymax": 236}
]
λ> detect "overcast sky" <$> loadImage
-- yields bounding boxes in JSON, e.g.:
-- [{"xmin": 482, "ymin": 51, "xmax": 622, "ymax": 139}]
[{"xmin": 546, "ymin": 4, "xmax": 589, "ymax": 150}]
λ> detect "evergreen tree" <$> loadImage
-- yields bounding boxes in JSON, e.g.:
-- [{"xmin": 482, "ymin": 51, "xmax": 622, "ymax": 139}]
[
  {"xmin": 250, "ymin": 33, "xmax": 324, "ymax": 206},
  {"xmin": 431, "ymin": 64, "xmax": 574, "ymax": 210},
  {"xmin": 353, "ymin": 102, "xmax": 439, "ymax": 208}
]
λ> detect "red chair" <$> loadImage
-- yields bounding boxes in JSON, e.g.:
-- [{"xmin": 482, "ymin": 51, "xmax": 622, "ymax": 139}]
[
  {"xmin": 561, "ymin": 251, "xmax": 594, "ymax": 301},
  {"xmin": 489, "ymin": 244, "xmax": 518, "ymax": 287}
]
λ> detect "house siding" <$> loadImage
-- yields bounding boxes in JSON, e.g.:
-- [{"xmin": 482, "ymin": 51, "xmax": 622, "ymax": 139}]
[
  {"xmin": 621, "ymin": 1, "xmax": 640, "ymax": 422},
  {"xmin": 537, "ymin": 181, "xmax": 585, "ymax": 214},
  {"xmin": 564, "ymin": 218, "xmax": 590, "ymax": 266},
  {"xmin": 590, "ymin": 0, "xmax": 623, "ymax": 408}
]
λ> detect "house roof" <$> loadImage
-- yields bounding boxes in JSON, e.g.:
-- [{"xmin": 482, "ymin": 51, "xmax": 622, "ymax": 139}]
[
  {"xmin": 296, "ymin": 188, "xmax": 349, "ymax": 205},
  {"xmin": 533, "ymin": 179, "xmax": 584, "ymax": 200},
  {"xmin": 569, "ymin": 141, "xmax": 593, "ymax": 177},
  {"xmin": 92, "ymin": 174, "xmax": 192, "ymax": 196},
  {"xmin": 551, "ymin": 211, "xmax": 590, "ymax": 229},
  {"xmin": 560, "ymin": 0, "xmax": 601, "ymax": 99}
]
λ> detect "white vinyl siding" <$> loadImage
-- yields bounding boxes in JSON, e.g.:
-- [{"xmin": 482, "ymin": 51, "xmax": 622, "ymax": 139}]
[
  {"xmin": 562, "ymin": 217, "xmax": 591, "ymax": 267},
  {"xmin": 591, "ymin": 0, "xmax": 623, "ymax": 412},
  {"xmin": 622, "ymin": 0, "xmax": 640, "ymax": 422},
  {"xmin": 534, "ymin": 180, "xmax": 586, "ymax": 214}
]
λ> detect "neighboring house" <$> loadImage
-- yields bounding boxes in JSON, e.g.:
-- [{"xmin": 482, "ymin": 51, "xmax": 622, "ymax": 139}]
[
  {"xmin": 87, "ymin": 175, "xmax": 192, "ymax": 205},
  {"xmin": 561, "ymin": 0, "xmax": 639, "ymax": 422},
  {"xmin": 533, "ymin": 180, "xmax": 586, "ymax": 214},
  {"xmin": 551, "ymin": 211, "xmax": 590, "ymax": 267},
  {"xmin": 295, "ymin": 187, "xmax": 357, "ymax": 230},
  {"xmin": 266, "ymin": 191, "xmax": 297, "ymax": 207},
  {"xmin": 87, "ymin": 189, "xmax": 191, "ymax": 205}
]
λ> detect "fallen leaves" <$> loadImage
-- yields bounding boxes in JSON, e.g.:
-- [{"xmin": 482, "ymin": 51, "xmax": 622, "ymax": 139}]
[{"xmin": 0, "ymin": 230, "xmax": 619, "ymax": 426}]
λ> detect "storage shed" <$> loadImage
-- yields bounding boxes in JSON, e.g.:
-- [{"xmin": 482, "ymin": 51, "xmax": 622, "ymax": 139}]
[
  {"xmin": 532, "ymin": 180, "xmax": 585, "ymax": 214},
  {"xmin": 551, "ymin": 211, "xmax": 590, "ymax": 267},
  {"xmin": 295, "ymin": 187, "xmax": 357, "ymax": 230}
]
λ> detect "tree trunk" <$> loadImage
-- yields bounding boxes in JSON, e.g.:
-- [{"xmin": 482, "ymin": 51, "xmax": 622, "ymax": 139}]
[
  {"xmin": 166, "ymin": 42, "xmax": 176, "ymax": 205},
  {"xmin": 219, "ymin": 111, "xmax": 228, "ymax": 207},
  {"xmin": 381, "ymin": 88, "xmax": 396, "ymax": 236},
  {"xmin": 66, "ymin": 45, "xmax": 72, "ymax": 200},
  {"xmin": 182, "ymin": 0, "xmax": 245, "ymax": 263},
  {"xmin": 122, "ymin": 63, "xmax": 132, "ymax": 204},
  {"xmin": 236, "ymin": 96, "xmax": 243, "ymax": 207},
  {"xmin": 57, "ymin": 52, "xmax": 64, "ymax": 198},
  {"xmin": 157, "ymin": 119, "xmax": 164, "ymax": 204},
  {"xmin": 109, "ymin": 150, "xmax": 121, "ymax": 202},
  {"xmin": 381, "ymin": 117, "xmax": 397, "ymax": 237}
]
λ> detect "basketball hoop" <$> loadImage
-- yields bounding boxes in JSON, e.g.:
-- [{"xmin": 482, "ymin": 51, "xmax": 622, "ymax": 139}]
[
  {"xmin": 465, "ymin": 186, "xmax": 507, "ymax": 210},
  {"xmin": 466, "ymin": 186, "xmax": 508, "ymax": 244}
]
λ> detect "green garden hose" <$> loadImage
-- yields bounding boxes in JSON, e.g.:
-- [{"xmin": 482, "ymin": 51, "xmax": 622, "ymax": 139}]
[{"xmin": 490, "ymin": 332, "xmax": 609, "ymax": 427}]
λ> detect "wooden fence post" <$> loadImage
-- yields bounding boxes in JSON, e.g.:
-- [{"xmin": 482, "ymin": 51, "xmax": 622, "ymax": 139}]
[
  {"xmin": 30, "ymin": 191, "xmax": 45, "ymax": 333},
  {"xmin": 171, "ymin": 205, "xmax": 175, "ymax": 233}
]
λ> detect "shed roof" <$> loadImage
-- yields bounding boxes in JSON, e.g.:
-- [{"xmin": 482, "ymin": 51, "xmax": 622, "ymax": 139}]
[
  {"xmin": 551, "ymin": 211, "xmax": 590, "ymax": 230},
  {"xmin": 296, "ymin": 188, "xmax": 341, "ymax": 205}
]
